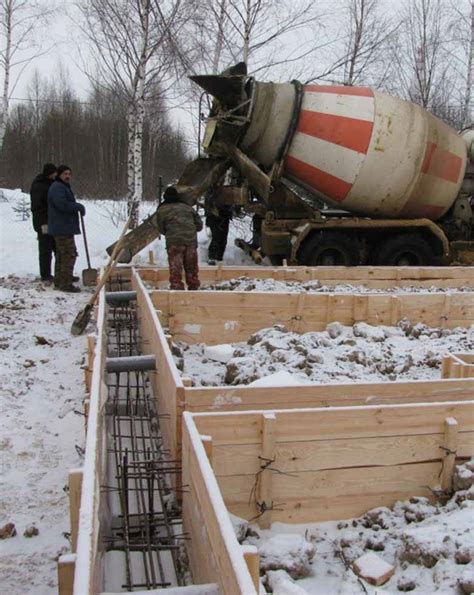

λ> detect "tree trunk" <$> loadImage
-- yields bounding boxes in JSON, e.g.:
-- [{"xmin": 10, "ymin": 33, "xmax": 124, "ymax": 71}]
[
  {"xmin": 464, "ymin": 2, "xmax": 474, "ymax": 127},
  {"xmin": 212, "ymin": 0, "xmax": 227, "ymax": 72},
  {"xmin": 242, "ymin": 0, "xmax": 251, "ymax": 64},
  {"xmin": 0, "ymin": 2, "xmax": 12, "ymax": 154},
  {"xmin": 127, "ymin": 104, "xmax": 137, "ymax": 220}
]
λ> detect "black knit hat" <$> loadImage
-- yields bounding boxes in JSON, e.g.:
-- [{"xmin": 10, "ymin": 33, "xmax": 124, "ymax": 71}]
[
  {"xmin": 57, "ymin": 164, "xmax": 72, "ymax": 176},
  {"xmin": 163, "ymin": 186, "xmax": 179, "ymax": 202},
  {"xmin": 42, "ymin": 163, "xmax": 57, "ymax": 176}
]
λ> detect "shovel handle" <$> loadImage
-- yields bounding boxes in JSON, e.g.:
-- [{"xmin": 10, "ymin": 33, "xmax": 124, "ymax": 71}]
[
  {"xmin": 86, "ymin": 213, "xmax": 133, "ymax": 308},
  {"xmin": 80, "ymin": 212, "xmax": 92, "ymax": 269}
]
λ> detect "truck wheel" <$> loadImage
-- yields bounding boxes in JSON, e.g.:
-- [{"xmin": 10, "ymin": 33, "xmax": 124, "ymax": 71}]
[
  {"xmin": 375, "ymin": 234, "xmax": 433, "ymax": 266},
  {"xmin": 298, "ymin": 232, "xmax": 359, "ymax": 266}
]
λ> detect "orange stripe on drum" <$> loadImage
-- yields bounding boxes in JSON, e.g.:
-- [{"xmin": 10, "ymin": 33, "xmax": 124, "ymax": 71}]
[
  {"xmin": 421, "ymin": 141, "xmax": 463, "ymax": 184},
  {"xmin": 304, "ymin": 85, "xmax": 374, "ymax": 97},
  {"xmin": 297, "ymin": 110, "xmax": 373, "ymax": 154},
  {"xmin": 285, "ymin": 155, "xmax": 352, "ymax": 202},
  {"xmin": 415, "ymin": 205, "xmax": 446, "ymax": 220}
]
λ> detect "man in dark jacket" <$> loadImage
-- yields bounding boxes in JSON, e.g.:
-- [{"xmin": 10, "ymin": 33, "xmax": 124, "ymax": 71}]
[
  {"xmin": 205, "ymin": 201, "xmax": 232, "ymax": 265},
  {"xmin": 30, "ymin": 163, "xmax": 57, "ymax": 282},
  {"xmin": 48, "ymin": 165, "xmax": 86, "ymax": 293},
  {"xmin": 156, "ymin": 186, "xmax": 203, "ymax": 290}
]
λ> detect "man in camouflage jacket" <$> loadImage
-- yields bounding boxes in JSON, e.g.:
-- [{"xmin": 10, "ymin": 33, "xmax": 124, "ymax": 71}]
[{"xmin": 156, "ymin": 186, "xmax": 203, "ymax": 290}]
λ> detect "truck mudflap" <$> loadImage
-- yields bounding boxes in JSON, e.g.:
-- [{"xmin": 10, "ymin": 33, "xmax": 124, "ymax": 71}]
[{"xmin": 106, "ymin": 158, "xmax": 230, "ymax": 262}]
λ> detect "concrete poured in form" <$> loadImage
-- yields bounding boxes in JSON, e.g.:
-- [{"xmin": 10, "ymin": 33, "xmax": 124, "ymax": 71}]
[{"xmin": 63, "ymin": 265, "xmax": 474, "ymax": 595}]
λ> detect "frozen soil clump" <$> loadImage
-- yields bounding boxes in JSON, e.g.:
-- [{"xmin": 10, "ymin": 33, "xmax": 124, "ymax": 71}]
[
  {"xmin": 172, "ymin": 320, "xmax": 473, "ymax": 387},
  {"xmin": 238, "ymin": 460, "xmax": 474, "ymax": 594}
]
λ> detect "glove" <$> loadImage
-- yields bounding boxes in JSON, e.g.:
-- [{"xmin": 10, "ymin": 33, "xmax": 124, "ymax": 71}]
[{"xmin": 78, "ymin": 204, "xmax": 86, "ymax": 216}]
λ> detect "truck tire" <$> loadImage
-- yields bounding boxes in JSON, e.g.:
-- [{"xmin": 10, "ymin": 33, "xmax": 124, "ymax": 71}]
[
  {"xmin": 374, "ymin": 234, "xmax": 434, "ymax": 266},
  {"xmin": 298, "ymin": 232, "xmax": 359, "ymax": 266}
]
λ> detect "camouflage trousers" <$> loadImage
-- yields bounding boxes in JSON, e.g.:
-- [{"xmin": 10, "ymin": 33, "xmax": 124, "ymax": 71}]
[
  {"xmin": 54, "ymin": 236, "xmax": 78, "ymax": 288},
  {"xmin": 167, "ymin": 244, "xmax": 200, "ymax": 290}
]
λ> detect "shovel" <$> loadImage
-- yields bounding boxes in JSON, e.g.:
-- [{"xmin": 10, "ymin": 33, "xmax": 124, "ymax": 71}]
[
  {"xmin": 80, "ymin": 213, "xmax": 98, "ymax": 286},
  {"xmin": 71, "ymin": 215, "xmax": 132, "ymax": 336}
]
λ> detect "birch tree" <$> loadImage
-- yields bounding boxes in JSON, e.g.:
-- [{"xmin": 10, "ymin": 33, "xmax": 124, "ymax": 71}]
[
  {"xmin": 187, "ymin": 0, "xmax": 321, "ymax": 77},
  {"xmin": 0, "ymin": 0, "xmax": 52, "ymax": 154},
  {"xmin": 392, "ymin": 0, "xmax": 451, "ymax": 114},
  {"xmin": 303, "ymin": 0, "xmax": 399, "ymax": 87},
  {"xmin": 447, "ymin": 0, "xmax": 474, "ymax": 127},
  {"xmin": 78, "ymin": 0, "xmax": 187, "ymax": 226}
]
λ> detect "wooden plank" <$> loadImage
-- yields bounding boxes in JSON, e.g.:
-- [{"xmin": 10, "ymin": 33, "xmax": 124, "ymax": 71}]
[
  {"xmin": 139, "ymin": 265, "xmax": 474, "ymax": 286},
  {"xmin": 151, "ymin": 291, "xmax": 474, "ymax": 345},
  {"xmin": 201, "ymin": 434, "xmax": 214, "ymax": 466},
  {"xmin": 57, "ymin": 554, "xmax": 76, "ymax": 595},
  {"xmin": 184, "ymin": 378, "xmax": 474, "ymax": 412},
  {"xmin": 182, "ymin": 414, "xmax": 258, "ymax": 594},
  {"xmin": 73, "ymin": 288, "xmax": 108, "ymax": 595},
  {"xmin": 257, "ymin": 413, "xmax": 276, "ymax": 529},
  {"xmin": 220, "ymin": 461, "xmax": 444, "ymax": 523},
  {"xmin": 68, "ymin": 468, "xmax": 83, "ymax": 553},
  {"xmin": 440, "ymin": 417, "xmax": 459, "ymax": 492},
  {"xmin": 191, "ymin": 401, "xmax": 474, "ymax": 445},
  {"xmin": 133, "ymin": 270, "xmax": 182, "ymax": 460},
  {"xmin": 211, "ymin": 430, "xmax": 474, "ymax": 477}
]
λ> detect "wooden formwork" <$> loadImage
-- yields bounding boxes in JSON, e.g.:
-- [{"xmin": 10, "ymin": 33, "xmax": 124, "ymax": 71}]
[
  {"xmin": 58, "ymin": 288, "xmax": 109, "ymax": 595},
  {"xmin": 183, "ymin": 400, "xmax": 474, "ymax": 569},
  {"xmin": 442, "ymin": 353, "xmax": 474, "ymax": 378},
  {"xmin": 140, "ymin": 264, "xmax": 474, "ymax": 289},
  {"xmin": 132, "ymin": 269, "xmax": 474, "ymax": 466}
]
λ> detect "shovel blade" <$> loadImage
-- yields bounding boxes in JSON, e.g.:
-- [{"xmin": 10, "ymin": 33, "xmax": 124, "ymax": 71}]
[
  {"xmin": 71, "ymin": 304, "xmax": 93, "ymax": 336},
  {"xmin": 82, "ymin": 268, "xmax": 98, "ymax": 286}
]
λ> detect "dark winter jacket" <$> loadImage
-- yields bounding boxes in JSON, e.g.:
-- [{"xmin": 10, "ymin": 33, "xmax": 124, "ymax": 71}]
[
  {"xmin": 47, "ymin": 179, "xmax": 85, "ymax": 236},
  {"xmin": 30, "ymin": 174, "xmax": 54, "ymax": 232},
  {"xmin": 156, "ymin": 200, "xmax": 203, "ymax": 248}
]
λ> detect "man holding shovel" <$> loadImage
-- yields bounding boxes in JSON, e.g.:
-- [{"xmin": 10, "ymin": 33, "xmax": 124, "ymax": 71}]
[{"xmin": 48, "ymin": 165, "xmax": 86, "ymax": 293}]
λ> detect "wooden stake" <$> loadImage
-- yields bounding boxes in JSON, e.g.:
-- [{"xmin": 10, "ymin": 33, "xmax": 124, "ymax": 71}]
[
  {"xmin": 148, "ymin": 250, "xmax": 155, "ymax": 265},
  {"xmin": 57, "ymin": 554, "xmax": 76, "ymax": 595},
  {"xmin": 83, "ymin": 399, "xmax": 90, "ymax": 433},
  {"xmin": 242, "ymin": 545, "xmax": 260, "ymax": 591},
  {"xmin": 182, "ymin": 377, "xmax": 193, "ymax": 387},
  {"xmin": 441, "ymin": 355, "xmax": 452, "ymax": 379},
  {"xmin": 257, "ymin": 413, "xmax": 276, "ymax": 529},
  {"xmin": 68, "ymin": 468, "xmax": 83, "ymax": 553},
  {"xmin": 440, "ymin": 417, "xmax": 458, "ymax": 492}
]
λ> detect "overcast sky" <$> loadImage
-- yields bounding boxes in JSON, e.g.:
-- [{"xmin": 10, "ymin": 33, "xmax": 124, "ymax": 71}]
[{"xmin": 4, "ymin": 0, "xmax": 471, "ymax": 144}]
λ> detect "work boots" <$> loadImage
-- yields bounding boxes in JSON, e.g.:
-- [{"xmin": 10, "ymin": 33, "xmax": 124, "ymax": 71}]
[{"xmin": 56, "ymin": 285, "xmax": 81, "ymax": 293}]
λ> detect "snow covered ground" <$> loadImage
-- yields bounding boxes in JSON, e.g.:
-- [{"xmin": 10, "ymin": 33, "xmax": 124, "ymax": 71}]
[
  {"xmin": 0, "ymin": 188, "xmax": 254, "ymax": 278},
  {"xmin": 0, "ymin": 188, "xmax": 253, "ymax": 594},
  {"xmin": 1, "ymin": 188, "xmax": 473, "ymax": 594},
  {"xmin": 173, "ymin": 321, "xmax": 474, "ymax": 387},
  {"xmin": 202, "ymin": 277, "xmax": 474, "ymax": 293},
  {"xmin": 233, "ymin": 459, "xmax": 474, "ymax": 594}
]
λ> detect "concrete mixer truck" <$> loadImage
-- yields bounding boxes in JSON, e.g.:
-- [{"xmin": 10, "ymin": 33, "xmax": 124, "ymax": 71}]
[{"xmin": 109, "ymin": 62, "xmax": 474, "ymax": 265}]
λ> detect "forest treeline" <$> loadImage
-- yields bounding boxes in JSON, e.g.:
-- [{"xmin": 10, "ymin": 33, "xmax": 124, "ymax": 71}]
[{"xmin": 1, "ymin": 74, "xmax": 190, "ymax": 199}]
